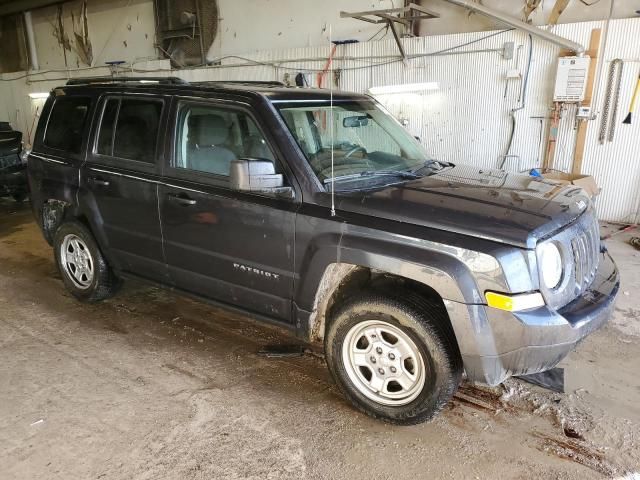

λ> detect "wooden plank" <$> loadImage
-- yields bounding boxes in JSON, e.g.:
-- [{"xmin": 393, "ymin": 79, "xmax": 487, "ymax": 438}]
[
  {"xmin": 572, "ymin": 28, "xmax": 601, "ymax": 175},
  {"xmin": 548, "ymin": 0, "xmax": 571, "ymax": 26},
  {"xmin": 524, "ymin": 0, "xmax": 543, "ymax": 22}
]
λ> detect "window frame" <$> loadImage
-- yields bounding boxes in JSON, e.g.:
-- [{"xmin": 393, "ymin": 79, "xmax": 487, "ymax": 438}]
[
  {"xmin": 90, "ymin": 93, "xmax": 166, "ymax": 172},
  {"xmin": 167, "ymin": 99, "xmax": 286, "ymax": 191},
  {"xmin": 41, "ymin": 95, "xmax": 93, "ymax": 157}
]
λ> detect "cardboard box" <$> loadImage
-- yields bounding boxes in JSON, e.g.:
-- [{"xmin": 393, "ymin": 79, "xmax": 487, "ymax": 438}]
[{"xmin": 541, "ymin": 172, "xmax": 600, "ymax": 198}]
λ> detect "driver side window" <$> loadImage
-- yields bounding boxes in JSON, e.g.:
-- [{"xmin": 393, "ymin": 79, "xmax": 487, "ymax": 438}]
[{"xmin": 175, "ymin": 104, "xmax": 276, "ymax": 176}]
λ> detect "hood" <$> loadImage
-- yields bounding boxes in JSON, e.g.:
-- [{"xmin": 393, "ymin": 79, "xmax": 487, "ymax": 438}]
[{"xmin": 335, "ymin": 164, "xmax": 592, "ymax": 249}]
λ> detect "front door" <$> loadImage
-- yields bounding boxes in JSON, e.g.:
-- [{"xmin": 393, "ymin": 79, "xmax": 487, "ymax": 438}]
[
  {"xmin": 80, "ymin": 94, "xmax": 168, "ymax": 281},
  {"xmin": 159, "ymin": 100, "xmax": 297, "ymax": 321}
]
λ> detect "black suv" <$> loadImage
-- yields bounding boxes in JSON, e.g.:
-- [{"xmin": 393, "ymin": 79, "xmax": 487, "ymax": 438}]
[{"xmin": 28, "ymin": 77, "xmax": 619, "ymax": 424}]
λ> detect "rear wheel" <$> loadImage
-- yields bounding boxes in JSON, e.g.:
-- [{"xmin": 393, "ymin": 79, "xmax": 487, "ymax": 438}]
[
  {"xmin": 12, "ymin": 190, "xmax": 27, "ymax": 203},
  {"xmin": 325, "ymin": 292, "xmax": 462, "ymax": 424},
  {"xmin": 53, "ymin": 221, "xmax": 120, "ymax": 302}
]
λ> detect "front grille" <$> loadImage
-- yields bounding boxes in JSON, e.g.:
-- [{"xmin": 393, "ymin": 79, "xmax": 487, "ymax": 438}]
[
  {"xmin": 539, "ymin": 209, "xmax": 601, "ymax": 310},
  {"xmin": 571, "ymin": 218, "xmax": 600, "ymax": 295}
]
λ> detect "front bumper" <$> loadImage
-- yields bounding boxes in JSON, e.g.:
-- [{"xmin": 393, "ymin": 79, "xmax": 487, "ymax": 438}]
[{"xmin": 446, "ymin": 249, "xmax": 619, "ymax": 385}]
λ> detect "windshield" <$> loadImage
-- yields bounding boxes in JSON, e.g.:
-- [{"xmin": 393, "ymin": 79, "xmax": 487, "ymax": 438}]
[{"xmin": 276, "ymin": 100, "xmax": 436, "ymax": 185}]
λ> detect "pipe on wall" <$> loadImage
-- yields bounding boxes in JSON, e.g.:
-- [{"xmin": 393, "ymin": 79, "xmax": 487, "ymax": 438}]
[
  {"xmin": 438, "ymin": 0, "xmax": 586, "ymax": 55},
  {"xmin": 23, "ymin": 11, "xmax": 39, "ymax": 71}
]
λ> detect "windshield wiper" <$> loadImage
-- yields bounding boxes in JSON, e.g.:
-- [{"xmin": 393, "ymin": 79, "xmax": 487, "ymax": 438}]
[{"xmin": 323, "ymin": 170, "xmax": 422, "ymax": 184}]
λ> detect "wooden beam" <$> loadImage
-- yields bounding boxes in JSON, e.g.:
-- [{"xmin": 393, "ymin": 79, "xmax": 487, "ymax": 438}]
[
  {"xmin": 572, "ymin": 28, "xmax": 601, "ymax": 175},
  {"xmin": 548, "ymin": 0, "xmax": 571, "ymax": 26},
  {"xmin": 524, "ymin": 0, "xmax": 543, "ymax": 22}
]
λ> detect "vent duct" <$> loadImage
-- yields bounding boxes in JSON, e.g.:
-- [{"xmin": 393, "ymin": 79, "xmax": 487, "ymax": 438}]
[{"xmin": 154, "ymin": 0, "xmax": 218, "ymax": 67}]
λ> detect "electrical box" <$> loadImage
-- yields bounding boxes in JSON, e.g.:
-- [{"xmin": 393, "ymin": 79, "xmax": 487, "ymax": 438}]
[
  {"xmin": 553, "ymin": 56, "xmax": 591, "ymax": 102},
  {"xmin": 576, "ymin": 106, "xmax": 592, "ymax": 119},
  {"xmin": 506, "ymin": 69, "xmax": 521, "ymax": 79}
]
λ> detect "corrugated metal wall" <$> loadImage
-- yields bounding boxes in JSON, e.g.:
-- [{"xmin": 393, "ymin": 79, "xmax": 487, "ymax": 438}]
[
  {"xmin": 579, "ymin": 19, "xmax": 640, "ymax": 223},
  {"xmin": 3, "ymin": 19, "xmax": 639, "ymax": 222}
]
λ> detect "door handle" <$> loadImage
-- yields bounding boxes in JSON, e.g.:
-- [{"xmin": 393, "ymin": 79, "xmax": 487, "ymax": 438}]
[
  {"xmin": 89, "ymin": 176, "xmax": 110, "ymax": 187},
  {"xmin": 167, "ymin": 192, "xmax": 197, "ymax": 206}
]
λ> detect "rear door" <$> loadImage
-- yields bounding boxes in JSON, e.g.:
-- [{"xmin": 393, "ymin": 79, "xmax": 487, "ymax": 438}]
[
  {"xmin": 159, "ymin": 98, "xmax": 298, "ymax": 321},
  {"xmin": 28, "ymin": 94, "xmax": 94, "ymax": 226},
  {"xmin": 80, "ymin": 93, "xmax": 168, "ymax": 281}
]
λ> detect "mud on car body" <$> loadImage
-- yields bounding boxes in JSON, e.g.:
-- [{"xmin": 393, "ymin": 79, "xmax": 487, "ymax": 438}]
[{"xmin": 27, "ymin": 78, "xmax": 619, "ymax": 424}]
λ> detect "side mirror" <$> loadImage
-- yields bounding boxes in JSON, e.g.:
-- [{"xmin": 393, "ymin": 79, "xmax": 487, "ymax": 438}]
[{"xmin": 230, "ymin": 158, "xmax": 294, "ymax": 198}]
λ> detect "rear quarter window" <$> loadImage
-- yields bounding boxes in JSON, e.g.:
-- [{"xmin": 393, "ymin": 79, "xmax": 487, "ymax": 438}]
[
  {"xmin": 95, "ymin": 97, "xmax": 163, "ymax": 164},
  {"xmin": 43, "ymin": 96, "xmax": 91, "ymax": 154}
]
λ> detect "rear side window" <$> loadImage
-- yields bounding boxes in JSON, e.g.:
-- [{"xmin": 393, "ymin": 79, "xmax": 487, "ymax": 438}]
[
  {"xmin": 44, "ymin": 96, "xmax": 91, "ymax": 153},
  {"xmin": 96, "ymin": 97, "xmax": 162, "ymax": 163}
]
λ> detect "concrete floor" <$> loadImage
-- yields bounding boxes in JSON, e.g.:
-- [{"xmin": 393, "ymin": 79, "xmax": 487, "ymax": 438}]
[{"xmin": 1, "ymin": 198, "xmax": 639, "ymax": 480}]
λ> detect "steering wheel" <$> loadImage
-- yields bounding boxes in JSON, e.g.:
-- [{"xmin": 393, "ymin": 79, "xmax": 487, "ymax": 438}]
[{"xmin": 345, "ymin": 146, "xmax": 367, "ymax": 158}]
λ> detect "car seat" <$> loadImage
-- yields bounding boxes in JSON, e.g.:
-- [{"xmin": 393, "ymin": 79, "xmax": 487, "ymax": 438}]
[{"xmin": 188, "ymin": 115, "xmax": 237, "ymax": 175}]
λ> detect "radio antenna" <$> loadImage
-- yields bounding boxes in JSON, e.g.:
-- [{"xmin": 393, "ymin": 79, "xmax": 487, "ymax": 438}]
[{"xmin": 329, "ymin": 25, "xmax": 336, "ymax": 217}]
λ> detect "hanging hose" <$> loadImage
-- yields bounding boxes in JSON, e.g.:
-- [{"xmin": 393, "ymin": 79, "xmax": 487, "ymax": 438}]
[{"xmin": 504, "ymin": 33, "xmax": 533, "ymax": 157}]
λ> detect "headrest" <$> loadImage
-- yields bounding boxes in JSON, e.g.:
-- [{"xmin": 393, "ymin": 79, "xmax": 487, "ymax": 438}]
[{"xmin": 191, "ymin": 114, "xmax": 229, "ymax": 146}]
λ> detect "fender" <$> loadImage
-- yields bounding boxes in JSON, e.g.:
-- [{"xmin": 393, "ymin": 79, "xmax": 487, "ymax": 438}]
[
  {"xmin": 29, "ymin": 153, "xmax": 82, "ymax": 244},
  {"xmin": 294, "ymin": 224, "xmax": 494, "ymax": 342},
  {"xmin": 75, "ymin": 187, "xmax": 123, "ymax": 272}
]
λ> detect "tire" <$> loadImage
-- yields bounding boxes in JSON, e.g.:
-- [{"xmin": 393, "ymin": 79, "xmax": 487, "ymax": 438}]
[
  {"xmin": 325, "ymin": 291, "xmax": 462, "ymax": 425},
  {"xmin": 12, "ymin": 190, "xmax": 27, "ymax": 203},
  {"xmin": 53, "ymin": 221, "xmax": 120, "ymax": 302}
]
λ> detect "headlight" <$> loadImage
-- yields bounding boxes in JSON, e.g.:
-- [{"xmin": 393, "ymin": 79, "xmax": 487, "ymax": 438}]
[{"xmin": 538, "ymin": 242, "xmax": 563, "ymax": 289}]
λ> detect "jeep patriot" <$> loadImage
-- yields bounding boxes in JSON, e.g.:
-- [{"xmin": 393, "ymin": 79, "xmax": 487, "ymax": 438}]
[{"xmin": 27, "ymin": 77, "xmax": 619, "ymax": 424}]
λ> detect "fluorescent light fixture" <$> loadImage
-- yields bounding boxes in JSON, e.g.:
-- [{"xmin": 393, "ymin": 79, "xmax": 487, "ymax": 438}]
[
  {"xmin": 28, "ymin": 92, "xmax": 49, "ymax": 99},
  {"xmin": 369, "ymin": 82, "xmax": 439, "ymax": 95}
]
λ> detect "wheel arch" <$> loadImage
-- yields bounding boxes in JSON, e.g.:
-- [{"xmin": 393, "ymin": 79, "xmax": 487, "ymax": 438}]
[
  {"xmin": 41, "ymin": 198, "xmax": 94, "ymax": 246},
  {"xmin": 301, "ymin": 248, "xmax": 480, "ymax": 345}
]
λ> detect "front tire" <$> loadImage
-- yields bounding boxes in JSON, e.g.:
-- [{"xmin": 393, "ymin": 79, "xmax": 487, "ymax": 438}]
[
  {"xmin": 53, "ymin": 221, "xmax": 120, "ymax": 302},
  {"xmin": 325, "ymin": 292, "xmax": 462, "ymax": 425}
]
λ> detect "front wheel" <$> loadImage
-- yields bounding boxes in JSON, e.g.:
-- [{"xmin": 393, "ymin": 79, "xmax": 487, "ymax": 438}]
[{"xmin": 325, "ymin": 292, "xmax": 462, "ymax": 424}]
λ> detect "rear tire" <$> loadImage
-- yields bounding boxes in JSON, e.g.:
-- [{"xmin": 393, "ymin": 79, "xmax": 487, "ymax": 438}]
[
  {"xmin": 12, "ymin": 190, "xmax": 27, "ymax": 203},
  {"xmin": 325, "ymin": 291, "xmax": 462, "ymax": 425},
  {"xmin": 53, "ymin": 221, "xmax": 120, "ymax": 302}
]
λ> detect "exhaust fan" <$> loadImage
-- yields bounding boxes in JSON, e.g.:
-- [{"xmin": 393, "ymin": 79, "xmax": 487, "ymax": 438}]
[{"xmin": 154, "ymin": 0, "xmax": 218, "ymax": 67}]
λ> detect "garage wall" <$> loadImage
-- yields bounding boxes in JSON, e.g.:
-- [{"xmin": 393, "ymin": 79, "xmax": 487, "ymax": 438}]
[
  {"xmin": 1, "ymin": 18, "xmax": 639, "ymax": 223},
  {"xmin": 20, "ymin": 0, "xmax": 398, "ymax": 70},
  {"xmin": 28, "ymin": 0, "xmax": 157, "ymax": 70},
  {"xmin": 18, "ymin": 0, "xmax": 640, "ymax": 70}
]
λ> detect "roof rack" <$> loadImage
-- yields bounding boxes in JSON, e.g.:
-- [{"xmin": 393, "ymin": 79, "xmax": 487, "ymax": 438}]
[
  {"xmin": 66, "ymin": 76, "xmax": 189, "ymax": 86},
  {"xmin": 193, "ymin": 80, "xmax": 286, "ymax": 87}
]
